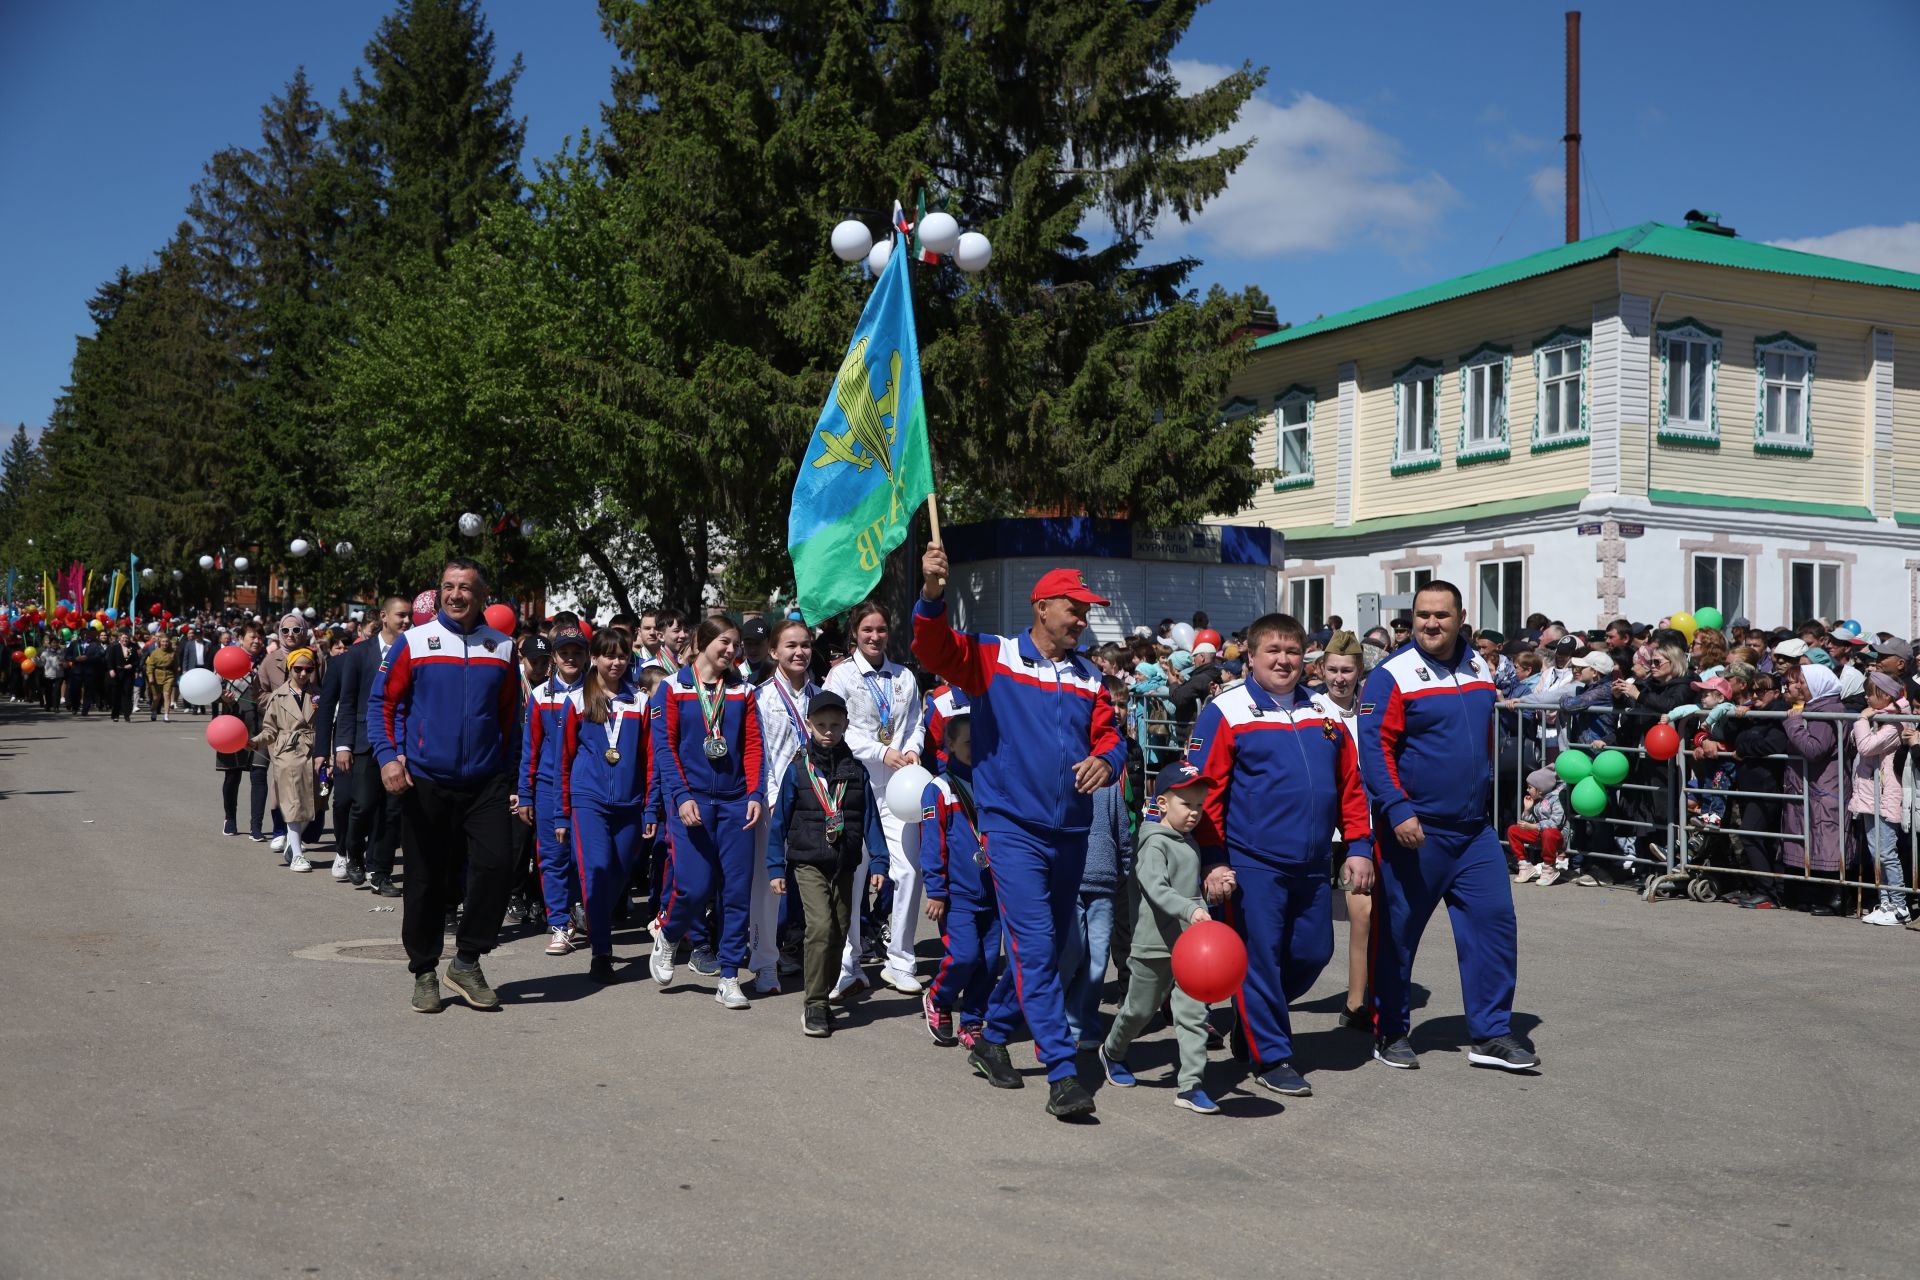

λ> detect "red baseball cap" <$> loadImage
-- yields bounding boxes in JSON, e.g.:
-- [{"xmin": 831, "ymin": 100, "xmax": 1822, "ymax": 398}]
[{"xmin": 1030, "ymin": 567, "xmax": 1110, "ymax": 606}]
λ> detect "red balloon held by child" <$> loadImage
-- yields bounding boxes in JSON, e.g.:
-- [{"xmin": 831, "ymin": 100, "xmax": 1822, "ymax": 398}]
[
  {"xmin": 206, "ymin": 715, "xmax": 249, "ymax": 754},
  {"xmin": 1171, "ymin": 919, "xmax": 1247, "ymax": 1004},
  {"xmin": 1644, "ymin": 722, "xmax": 1681, "ymax": 761}
]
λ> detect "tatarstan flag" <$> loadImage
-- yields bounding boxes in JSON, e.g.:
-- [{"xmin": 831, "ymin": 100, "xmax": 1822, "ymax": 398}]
[{"xmin": 787, "ymin": 230, "xmax": 935, "ymax": 623}]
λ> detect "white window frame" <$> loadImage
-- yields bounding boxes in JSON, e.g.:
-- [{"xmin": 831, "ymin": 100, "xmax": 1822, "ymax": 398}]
[
  {"xmin": 1658, "ymin": 318, "xmax": 1721, "ymax": 446},
  {"xmin": 1391, "ymin": 358, "xmax": 1442, "ymax": 474},
  {"xmin": 1691, "ymin": 552, "xmax": 1745, "ymax": 622},
  {"xmin": 1456, "ymin": 343, "xmax": 1511, "ymax": 463},
  {"xmin": 1272, "ymin": 385, "xmax": 1315, "ymax": 491},
  {"xmin": 1476, "ymin": 558, "xmax": 1525, "ymax": 639},
  {"xmin": 1788, "ymin": 559, "xmax": 1841, "ymax": 624},
  {"xmin": 1754, "ymin": 332, "xmax": 1815, "ymax": 455},
  {"xmin": 1287, "ymin": 575, "xmax": 1327, "ymax": 631},
  {"xmin": 1391, "ymin": 567, "xmax": 1434, "ymax": 596},
  {"xmin": 1530, "ymin": 327, "xmax": 1590, "ymax": 451}
]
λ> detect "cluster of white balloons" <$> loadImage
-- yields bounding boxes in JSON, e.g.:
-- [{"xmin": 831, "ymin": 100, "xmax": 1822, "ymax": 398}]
[{"xmin": 831, "ymin": 210, "xmax": 992, "ymax": 277}]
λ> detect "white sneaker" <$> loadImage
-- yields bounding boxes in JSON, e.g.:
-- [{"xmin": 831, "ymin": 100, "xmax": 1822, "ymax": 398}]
[
  {"xmin": 545, "ymin": 926, "xmax": 573, "ymax": 956},
  {"xmin": 270, "ymin": 835, "xmax": 287, "ymax": 853},
  {"xmin": 1514, "ymin": 862, "xmax": 1538, "ymax": 883},
  {"xmin": 648, "ymin": 919, "xmax": 675, "ymax": 986},
  {"xmin": 1862, "ymin": 906, "xmax": 1902, "ymax": 927},
  {"xmin": 163, "ymin": 713, "xmax": 171, "ymax": 722},
  {"xmin": 714, "ymin": 976, "xmax": 750, "ymax": 1009},
  {"xmin": 1574, "ymin": 872, "xmax": 1599, "ymax": 887},
  {"xmin": 879, "ymin": 967, "xmax": 924, "ymax": 995},
  {"xmin": 331, "ymin": 856, "xmax": 351, "ymax": 881},
  {"xmin": 1535, "ymin": 865, "xmax": 1562, "ymax": 887},
  {"xmin": 289, "ymin": 853, "xmax": 313, "ymax": 872}
]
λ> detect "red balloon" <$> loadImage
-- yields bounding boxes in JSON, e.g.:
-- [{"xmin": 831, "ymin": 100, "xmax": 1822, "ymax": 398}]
[
  {"xmin": 213, "ymin": 644, "xmax": 253, "ymax": 680},
  {"xmin": 484, "ymin": 603, "xmax": 517, "ymax": 633},
  {"xmin": 1171, "ymin": 919, "xmax": 1248, "ymax": 1004},
  {"xmin": 206, "ymin": 715, "xmax": 249, "ymax": 754},
  {"xmin": 1644, "ymin": 722, "xmax": 1681, "ymax": 761},
  {"xmin": 149, "ymin": 603, "xmax": 163, "ymax": 616},
  {"xmin": 1195, "ymin": 628, "xmax": 1223, "ymax": 650}
]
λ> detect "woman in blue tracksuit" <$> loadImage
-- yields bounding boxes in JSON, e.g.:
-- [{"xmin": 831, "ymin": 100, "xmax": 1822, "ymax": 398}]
[
  {"xmin": 647, "ymin": 616, "xmax": 766, "ymax": 1011},
  {"xmin": 557, "ymin": 629, "xmax": 645, "ymax": 985}
]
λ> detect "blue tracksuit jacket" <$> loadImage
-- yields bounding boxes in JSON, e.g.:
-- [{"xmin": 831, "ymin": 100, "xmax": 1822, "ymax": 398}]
[
  {"xmin": 1356, "ymin": 640, "xmax": 1499, "ymax": 830},
  {"xmin": 367, "ymin": 611, "xmax": 519, "ymax": 784}
]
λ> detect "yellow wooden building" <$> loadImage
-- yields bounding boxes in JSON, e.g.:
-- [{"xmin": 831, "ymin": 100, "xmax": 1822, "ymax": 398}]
[{"xmin": 1221, "ymin": 217, "xmax": 1920, "ymax": 635}]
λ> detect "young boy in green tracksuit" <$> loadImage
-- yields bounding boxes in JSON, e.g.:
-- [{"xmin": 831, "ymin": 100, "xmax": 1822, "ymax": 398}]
[{"xmin": 1097, "ymin": 762, "xmax": 1220, "ymax": 1114}]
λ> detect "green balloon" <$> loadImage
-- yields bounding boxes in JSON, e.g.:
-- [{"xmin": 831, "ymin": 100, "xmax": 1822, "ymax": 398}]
[
  {"xmin": 1570, "ymin": 776, "xmax": 1609, "ymax": 817},
  {"xmin": 1592, "ymin": 749, "xmax": 1631, "ymax": 787},
  {"xmin": 1554, "ymin": 751, "xmax": 1593, "ymax": 784},
  {"xmin": 1695, "ymin": 605, "xmax": 1724, "ymax": 631}
]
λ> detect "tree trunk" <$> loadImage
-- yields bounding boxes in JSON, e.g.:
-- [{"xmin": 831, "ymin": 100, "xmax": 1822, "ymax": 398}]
[
  {"xmin": 649, "ymin": 521, "xmax": 697, "ymax": 615},
  {"xmin": 580, "ymin": 538, "xmax": 634, "ymax": 618}
]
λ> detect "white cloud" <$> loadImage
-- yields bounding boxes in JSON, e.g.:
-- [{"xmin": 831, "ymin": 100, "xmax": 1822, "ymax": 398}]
[
  {"xmin": 1766, "ymin": 223, "xmax": 1920, "ymax": 274},
  {"xmin": 1529, "ymin": 165, "xmax": 1562, "ymax": 215},
  {"xmin": 1154, "ymin": 60, "xmax": 1458, "ymax": 257}
]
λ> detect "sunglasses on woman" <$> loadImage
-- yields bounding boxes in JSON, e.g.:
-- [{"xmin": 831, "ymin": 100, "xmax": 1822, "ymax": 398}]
[{"xmin": 290, "ymin": 665, "xmax": 315, "ymax": 674}]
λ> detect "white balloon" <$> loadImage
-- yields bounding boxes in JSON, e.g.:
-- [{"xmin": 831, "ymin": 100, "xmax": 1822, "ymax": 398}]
[
  {"xmin": 335, "ymin": 541, "xmax": 354, "ymax": 557},
  {"xmin": 289, "ymin": 538, "xmax": 311, "ymax": 558},
  {"xmin": 955, "ymin": 231, "xmax": 992, "ymax": 273},
  {"xmin": 179, "ymin": 668, "xmax": 222, "ymax": 705},
  {"xmin": 458, "ymin": 512, "xmax": 484, "ymax": 538},
  {"xmin": 140, "ymin": 567, "xmax": 153, "ymax": 580},
  {"xmin": 233, "ymin": 556, "xmax": 249, "ymax": 572},
  {"xmin": 884, "ymin": 763, "xmax": 935, "ymax": 822},
  {"xmin": 148, "ymin": 621, "xmax": 160, "ymax": 633},
  {"xmin": 519, "ymin": 518, "xmax": 536, "ymax": 537},
  {"xmin": 918, "ymin": 210, "xmax": 961, "ymax": 256},
  {"xmin": 198, "ymin": 554, "xmax": 214, "ymax": 569},
  {"xmin": 866, "ymin": 239, "xmax": 892, "ymax": 277},
  {"xmin": 1169, "ymin": 622, "xmax": 1196, "ymax": 651},
  {"xmin": 830, "ymin": 219, "xmax": 874, "ymax": 264},
  {"xmin": 171, "ymin": 569, "xmax": 185, "ymax": 580},
  {"xmin": 303, "ymin": 607, "xmax": 316, "ymax": 620}
]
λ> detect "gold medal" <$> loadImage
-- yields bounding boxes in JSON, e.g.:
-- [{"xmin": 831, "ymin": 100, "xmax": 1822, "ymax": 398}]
[{"xmin": 604, "ymin": 748, "xmax": 621, "ymax": 765}]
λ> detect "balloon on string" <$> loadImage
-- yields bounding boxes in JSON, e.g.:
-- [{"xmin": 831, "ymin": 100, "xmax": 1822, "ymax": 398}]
[
  {"xmin": 1171, "ymin": 919, "xmax": 1248, "ymax": 1003},
  {"xmin": 1644, "ymin": 722, "xmax": 1681, "ymax": 761},
  {"xmin": 1194, "ymin": 629, "xmax": 1223, "ymax": 650},
  {"xmin": 458, "ymin": 512, "xmax": 484, "ymax": 538},
  {"xmin": 1668, "ymin": 611, "xmax": 1697, "ymax": 642},
  {"xmin": 519, "ymin": 519, "xmax": 536, "ymax": 537},
  {"xmin": 1592, "ymin": 750, "xmax": 1631, "ymax": 787},
  {"xmin": 303, "ymin": 607, "xmax": 316, "ymax": 620},
  {"xmin": 954, "ymin": 231, "xmax": 992, "ymax": 273},
  {"xmin": 289, "ymin": 539, "xmax": 311, "ymax": 558},
  {"xmin": 1169, "ymin": 622, "xmax": 1196, "ymax": 651},
  {"xmin": 884, "ymin": 764, "xmax": 935, "ymax": 822},
  {"xmin": 206, "ymin": 715, "xmax": 249, "ymax": 754},
  {"xmin": 484, "ymin": 603, "xmax": 517, "ymax": 633},
  {"xmin": 411, "ymin": 590, "xmax": 439, "ymax": 626},
  {"xmin": 140, "ymin": 567, "xmax": 153, "ymax": 580},
  {"xmin": 105, "ymin": 608, "xmax": 118, "ymax": 621},
  {"xmin": 213, "ymin": 645, "xmax": 253, "ymax": 679},
  {"xmin": 18, "ymin": 658, "xmax": 33, "ymax": 675},
  {"xmin": 233, "ymin": 556, "xmax": 249, "ymax": 571},
  {"xmin": 335, "ymin": 541, "xmax": 354, "ymax": 557},
  {"xmin": 172, "ymin": 569, "xmax": 184, "ymax": 581},
  {"xmin": 917, "ymin": 210, "xmax": 961, "ymax": 256},
  {"xmin": 866, "ymin": 238, "xmax": 892, "ymax": 277},
  {"xmin": 179, "ymin": 668, "xmax": 222, "ymax": 705},
  {"xmin": 1570, "ymin": 776, "xmax": 1609, "ymax": 817},
  {"xmin": 1693, "ymin": 605, "xmax": 1723, "ymax": 631},
  {"xmin": 830, "ymin": 219, "xmax": 873, "ymax": 263}
]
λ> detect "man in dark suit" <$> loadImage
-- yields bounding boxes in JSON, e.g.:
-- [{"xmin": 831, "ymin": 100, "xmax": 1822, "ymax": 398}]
[
  {"xmin": 317, "ymin": 596, "xmax": 410, "ymax": 895},
  {"xmin": 178, "ymin": 627, "xmax": 218, "ymax": 714}
]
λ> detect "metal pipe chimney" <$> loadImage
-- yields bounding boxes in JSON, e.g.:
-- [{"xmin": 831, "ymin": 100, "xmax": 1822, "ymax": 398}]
[{"xmin": 1565, "ymin": 10, "xmax": 1582, "ymax": 243}]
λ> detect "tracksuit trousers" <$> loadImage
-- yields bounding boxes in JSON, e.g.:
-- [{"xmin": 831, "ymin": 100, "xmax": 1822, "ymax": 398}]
[
  {"xmin": 534, "ymin": 794, "xmax": 577, "ymax": 931},
  {"xmin": 1373, "ymin": 820, "xmax": 1518, "ymax": 1044},
  {"xmin": 659, "ymin": 795, "xmax": 754, "ymax": 974},
  {"xmin": 1221, "ymin": 861, "xmax": 1335, "ymax": 1068},
  {"xmin": 399, "ymin": 771, "xmax": 515, "ymax": 976},
  {"xmin": 572, "ymin": 799, "xmax": 644, "ymax": 955},
  {"xmin": 982, "ymin": 822, "xmax": 1089, "ymax": 1083},
  {"xmin": 926, "ymin": 895, "xmax": 1002, "ymax": 1024},
  {"xmin": 1103, "ymin": 956, "xmax": 1209, "ymax": 1091}
]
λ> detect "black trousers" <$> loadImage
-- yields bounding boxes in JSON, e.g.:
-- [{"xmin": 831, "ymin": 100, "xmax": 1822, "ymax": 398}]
[
  {"xmin": 109, "ymin": 674, "xmax": 134, "ymax": 720},
  {"xmin": 399, "ymin": 771, "xmax": 513, "ymax": 975},
  {"xmin": 344, "ymin": 751, "xmax": 401, "ymax": 878}
]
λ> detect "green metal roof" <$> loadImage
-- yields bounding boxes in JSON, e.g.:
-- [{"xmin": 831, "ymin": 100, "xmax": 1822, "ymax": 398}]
[{"xmin": 1254, "ymin": 221, "xmax": 1920, "ymax": 351}]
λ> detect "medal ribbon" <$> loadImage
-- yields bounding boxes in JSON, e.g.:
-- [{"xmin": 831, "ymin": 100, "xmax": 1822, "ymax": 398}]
[
  {"xmin": 695, "ymin": 675, "xmax": 727, "ymax": 747},
  {"xmin": 863, "ymin": 665, "xmax": 894, "ymax": 736},
  {"xmin": 802, "ymin": 754, "xmax": 847, "ymax": 836},
  {"xmin": 608, "ymin": 698, "xmax": 627, "ymax": 757},
  {"xmin": 770, "ymin": 672, "xmax": 810, "ymax": 748}
]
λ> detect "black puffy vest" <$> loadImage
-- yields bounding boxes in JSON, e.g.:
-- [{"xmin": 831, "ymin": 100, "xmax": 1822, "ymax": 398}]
[{"xmin": 783, "ymin": 743, "xmax": 869, "ymax": 865}]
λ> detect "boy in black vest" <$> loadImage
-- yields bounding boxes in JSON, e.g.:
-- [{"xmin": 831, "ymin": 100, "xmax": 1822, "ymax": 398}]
[{"xmin": 767, "ymin": 691, "xmax": 888, "ymax": 1036}]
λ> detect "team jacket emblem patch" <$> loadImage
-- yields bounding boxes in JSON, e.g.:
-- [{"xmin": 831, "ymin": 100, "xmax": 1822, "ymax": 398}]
[{"xmin": 426, "ymin": 637, "xmax": 441, "ymax": 651}]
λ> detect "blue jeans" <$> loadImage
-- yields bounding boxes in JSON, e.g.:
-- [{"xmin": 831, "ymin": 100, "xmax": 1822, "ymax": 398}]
[
  {"xmin": 1862, "ymin": 815, "xmax": 1908, "ymax": 910},
  {"xmin": 1060, "ymin": 889, "xmax": 1116, "ymax": 1045}
]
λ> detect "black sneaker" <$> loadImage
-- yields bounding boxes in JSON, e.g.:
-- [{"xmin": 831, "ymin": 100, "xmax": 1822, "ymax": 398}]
[
  {"xmin": 1045, "ymin": 1076, "xmax": 1097, "ymax": 1119},
  {"xmin": 369, "ymin": 876, "xmax": 402, "ymax": 898},
  {"xmin": 443, "ymin": 960, "xmax": 499, "ymax": 1010},
  {"xmin": 504, "ymin": 895, "xmax": 528, "ymax": 926},
  {"xmin": 589, "ymin": 955, "xmax": 618, "ymax": 984},
  {"xmin": 802, "ymin": 1004, "xmax": 832, "ymax": 1038},
  {"xmin": 1466, "ymin": 1034, "xmax": 1541, "ymax": 1071},
  {"xmin": 1337, "ymin": 1004, "xmax": 1371, "ymax": 1031},
  {"xmin": 968, "ymin": 1040, "xmax": 1023, "ymax": 1089},
  {"xmin": 1254, "ymin": 1061, "xmax": 1312, "ymax": 1097},
  {"xmin": 347, "ymin": 862, "xmax": 366, "ymax": 887},
  {"xmin": 411, "ymin": 971, "xmax": 443, "ymax": 1014},
  {"xmin": 1373, "ymin": 1036, "xmax": 1419, "ymax": 1069}
]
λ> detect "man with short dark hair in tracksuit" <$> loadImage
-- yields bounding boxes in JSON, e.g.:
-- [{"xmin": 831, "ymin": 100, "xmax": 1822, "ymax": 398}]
[
  {"xmin": 1356, "ymin": 582, "xmax": 1540, "ymax": 1072},
  {"xmin": 914, "ymin": 545, "xmax": 1127, "ymax": 1120}
]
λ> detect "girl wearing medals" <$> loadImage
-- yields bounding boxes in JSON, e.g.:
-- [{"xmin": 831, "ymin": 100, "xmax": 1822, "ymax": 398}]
[
  {"xmin": 648, "ymin": 616, "xmax": 766, "ymax": 1010},
  {"xmin": 749, "ymin": 619, "xmax": 818, "ymax": 993},
  {"xmin": 824, "ymin": 600, "xmax": 927, "ymax": 997},
  {"xmin": 557, "ymin": 630, "xmax": 646, "ymax": 983}
]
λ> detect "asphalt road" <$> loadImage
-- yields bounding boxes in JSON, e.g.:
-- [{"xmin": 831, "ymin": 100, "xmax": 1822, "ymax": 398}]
[{"xmin": 2, "ymin": 701, "xmax": 1916, "ymax": 1279}]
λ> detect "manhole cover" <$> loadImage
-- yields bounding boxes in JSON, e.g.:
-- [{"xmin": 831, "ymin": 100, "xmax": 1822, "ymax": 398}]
[
  {"xmin": 339, "ymin": 943, "xmax": 412, "ymax": 962},
  {"xmin": 292, "ymin": 938, "xmax": 523, "ymax": 965}
]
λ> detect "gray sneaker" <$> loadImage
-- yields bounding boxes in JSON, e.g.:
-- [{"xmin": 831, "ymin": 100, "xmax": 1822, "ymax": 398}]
[
  {"xmin": 412, "ymin": 971, "xmax": 443, "ymax": 1014},
  {"xmin": 443, "ymin": 960, "xmax": 499, "ymax": 1010},
  {"xmin": 648, "ymin": 919, "xmax": 675, "ymax": 987},
  {"xmin": 689, "ymin": 948, "xmax": 721, "ymax": 976}
]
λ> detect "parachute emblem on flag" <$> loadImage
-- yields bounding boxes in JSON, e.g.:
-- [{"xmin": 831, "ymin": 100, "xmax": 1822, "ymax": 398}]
[{"xmin": 812, "ymin": 337, "xmax": 901, "ymax": 477}]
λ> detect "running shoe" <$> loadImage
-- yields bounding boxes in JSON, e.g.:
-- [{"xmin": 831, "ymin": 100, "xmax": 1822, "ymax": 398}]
[
  {"xmin": 923, "ymin": 991, "xmax": 958, "ymax": 1046},
  {"xmin": 714, "ymin": 977, "xmax": 750, "ymax": 1009},
  {"xmin": 1098, "ymin": 1044, "xmax": 1135, "ymax": 1087},
  {"xmin": 289, "ymin": 853, "xmax": 313, "ymax": 872},
  {"xmin": 444, "ymin": 960, "xmax": 499, "ymax": 1010},
  {"xmin": 647, "ymin": 919, "xmax": 674, "ymax": 986},
  {"xmin": 1045, "ymin": 1077, "xmax": 1096, "ymax": 1119},
  {"xmin": 1175, "ymin": 1088, "xmax": 1221, "ymax": 1115},
  {"xmin": 546, "ymin": 927, "xmax": 572, "ymax": 956},
  {"xmin": 1374, "ymin": 1036, "xmax": 1419, "ymax": 1069},
  {"xmin": 689, "ymin": 948, "xmax": 721, "ymax": 976},
  {"xmin": 1467, "ymin": 1035, "xmax": 1541, "ymax": 1071}
]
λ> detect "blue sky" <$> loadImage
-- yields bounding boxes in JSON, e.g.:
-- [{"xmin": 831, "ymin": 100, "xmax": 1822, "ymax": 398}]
[{"xmin": 4, "ymin": 0, "xmax": 1917, "ymax": 434}]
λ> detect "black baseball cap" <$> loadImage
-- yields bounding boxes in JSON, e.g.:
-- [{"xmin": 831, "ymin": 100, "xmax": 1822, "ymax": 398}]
[
  {"xmin": 806, "ymin": 690, "xmax": 847, "ymax": 719},
  {"xmin": 741, "ymin": 616, "xmax": 770, "ymax": 642},
  {"xmin": 521, "ymin": 635, "xmax": 552, "ymax": 661},
  {"xmin": 1152, "ymin": 761, "xmax": 1211, "ymax": 799}
]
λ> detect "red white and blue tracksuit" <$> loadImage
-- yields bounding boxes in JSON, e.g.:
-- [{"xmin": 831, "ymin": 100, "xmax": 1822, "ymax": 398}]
[
  {"xmin": 1186, "ymin": 680, "xmax": 1373, "ymax": 1069},
  {"xmin": 919, "ymin": 764, "xmax": 1001, "ymax": 1024},
  {"xmin": 1356, "ymin": 641, "xmax": 1517, "ymax": 1044},
  {"xmin": 559, "ymin": 684, "xmax": 649, "ymax": 956},
  {"xmin": 925, "ymin": 682, "xmax": 970, "ymax": 768},
  {"xmin": 521, "ymin": 675, "xmax": 581, "ymax": 929},
  {"xmin": 651, "ymin": 666, "xmax": 766, "ymax": 975},
  {"xmin": 912, "ymin": 598, "xmax": 1127, "ymax": 1083}
]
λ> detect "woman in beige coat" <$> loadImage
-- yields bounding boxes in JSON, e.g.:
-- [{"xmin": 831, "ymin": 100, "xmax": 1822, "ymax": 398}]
[{"xmin": 252, "ymin": 649, "xmax": 323, "ymax": 872}]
